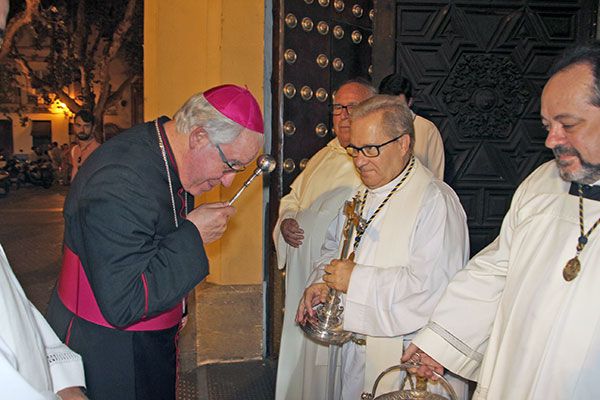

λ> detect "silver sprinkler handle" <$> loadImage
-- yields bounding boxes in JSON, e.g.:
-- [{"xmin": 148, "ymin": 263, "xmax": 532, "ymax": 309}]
[
  {"xmin": 227, "ymin": 154, "xmax": 276, "ymax": 206},
  {"xmin": 228, "ymin": 168, "xmax": 263, "ymax": 206}
]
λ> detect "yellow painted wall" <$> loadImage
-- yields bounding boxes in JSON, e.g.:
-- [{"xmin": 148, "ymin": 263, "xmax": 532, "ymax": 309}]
[
  {"xmin": 144, "ymin": 0, "xmax": 265, "ymax": 284},
  {"xmin": 7, "ymin": 112, "xmax": 71, "ymax": 155}
]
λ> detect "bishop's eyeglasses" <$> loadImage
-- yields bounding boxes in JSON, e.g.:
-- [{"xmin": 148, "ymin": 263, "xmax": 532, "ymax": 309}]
[
  {"xmin": 215, "ymin": 143, "xmax": 246, "ymax": 173},
  {"xmin": 345, "ymin": 134, "xmax": 404, "ymax": 158}
]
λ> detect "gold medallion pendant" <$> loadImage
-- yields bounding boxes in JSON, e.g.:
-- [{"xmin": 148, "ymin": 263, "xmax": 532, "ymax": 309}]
[{"xmin": 563, "ymin": 257, "xmax": 581, "ymax": 281}]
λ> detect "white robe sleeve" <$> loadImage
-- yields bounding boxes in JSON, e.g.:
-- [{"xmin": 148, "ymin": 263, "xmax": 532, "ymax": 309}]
[
  {"xmin": 0, "ymin": 337, "xmax": 52, "ymax": 400},
  {"xmin": 0, "ymin": 306, "xmax": 85, "ymax": 400},
  {"xmin": 413, "ymin": 116, "xmax": 445, "ymax": 181},
  {"xmin": 343, "ymin": 184, "xmax": 469, "ymax": 337},
  {"xmin": 32, "ymin": 306, "xmax": 86, "ymax": 393},
  {"xmin": 273, "ymin": 174, "xmax": 304, "ymax": 270},
  {"xmin": 307, "ymin": 207, "xmax": 347, "ymax": 286},
  {"xmin": 0, "ymin": 244, "xmax": 85, "ymax": 398},
  {"xmin": 411, "ymin": 178, "xmax": 526, "ymax": 381},
  {"xmin": 423, "ymin": 121, "xmax": 445, "ymax": 181}
]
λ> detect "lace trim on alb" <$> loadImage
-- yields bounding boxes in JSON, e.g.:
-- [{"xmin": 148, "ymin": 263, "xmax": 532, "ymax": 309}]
[{"xmin": 427, "ymin": 321, "xmax": 484, "ymax": 363}]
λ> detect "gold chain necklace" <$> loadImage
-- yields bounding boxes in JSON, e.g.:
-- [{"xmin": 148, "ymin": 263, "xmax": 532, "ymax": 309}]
[
  {"xmin": 154, "ymin": 119, "xmax": 187, "ymax": 228},
  {"xmin": 353, "ymin": 156, "xmax": 415, "ymax": 251},
  {"xmin": 563, "ymin": 184, "xmax": 600, "ymax": 281}
]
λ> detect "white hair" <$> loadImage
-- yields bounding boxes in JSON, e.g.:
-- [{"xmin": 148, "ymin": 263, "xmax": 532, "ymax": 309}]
[{"xmin": 173, "ymin": 93, "xmax": 243, "ymax": 144}]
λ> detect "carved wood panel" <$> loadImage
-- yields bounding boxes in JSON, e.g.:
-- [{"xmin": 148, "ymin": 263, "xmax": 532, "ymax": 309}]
[{"xmin": 374, "ymin": 0, "xmax": 598, "ymax": 255}]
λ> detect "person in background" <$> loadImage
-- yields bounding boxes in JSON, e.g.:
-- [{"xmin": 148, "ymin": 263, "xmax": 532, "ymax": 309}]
[
  {"xmin": 70, "ymin": 110, "xmax": 100, "ymax": 180},
  {"xmin": 379, "ymin": 74, "xmax": 445, "ymax": 180},
  {"xmin": 48, "ymin": 142, "xmax": 62, "ymax": 174},
  {"xmin": 274, "ymin": 79, "xmax": 376, "ymax": 400}
]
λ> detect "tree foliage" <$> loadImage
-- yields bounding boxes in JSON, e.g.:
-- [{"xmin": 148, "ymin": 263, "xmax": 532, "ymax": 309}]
[{"xmin": 0, "ymin": 0, "xmax": 142, "ymax": 130}]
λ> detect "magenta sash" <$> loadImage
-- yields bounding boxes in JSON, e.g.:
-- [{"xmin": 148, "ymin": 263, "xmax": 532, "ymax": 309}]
[{"xmin": 57, "ymin": 245, "xmax": 182, "ymax": 331}]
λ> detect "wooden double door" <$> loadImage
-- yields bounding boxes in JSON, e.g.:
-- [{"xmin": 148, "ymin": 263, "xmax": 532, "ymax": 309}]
[{"xmin": 267, "ymin": 0, "xmax": 598, "ymax": 356}]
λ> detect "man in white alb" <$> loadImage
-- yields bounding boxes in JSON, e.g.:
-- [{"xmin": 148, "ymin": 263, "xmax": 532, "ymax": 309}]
[
  {"xmin": 403, "ymin": 42, "xmax": 600, "ymax": 399},
  {"xmin": 297, "ymin": 95, "xmax": 469, "ymax": 399},
  {"xmin": 0, "ymin": 244, "xmax": 87, "ymax": 399},
  {"xmin": 274, "ymin": 79, "xmax": 376, "ymax": 400},
  {"xmin": 379, "ymin": 74, "xmax": 445, "ymax": 180}
]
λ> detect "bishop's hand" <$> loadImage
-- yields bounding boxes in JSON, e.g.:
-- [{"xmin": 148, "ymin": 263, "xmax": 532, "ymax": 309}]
[{"xmin": 187, "ymin": 202, "xmax": 236, "ymax": 244}]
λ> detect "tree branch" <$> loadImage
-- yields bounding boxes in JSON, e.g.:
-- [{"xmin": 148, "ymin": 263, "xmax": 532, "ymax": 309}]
[
  {"xmin": 13, "ymin": 52, "xmax": 81, "ymax": 114},
  {"xmin": 106, "ymin": 74, "xmax": 138, "ymax": 108},
  {"xmin": 0, "ymin": 0, "xmax": 40, "ymax": 61},
  {"xmin": 94, "ymin": 0, "xmax": 136, "ymax": 120}
]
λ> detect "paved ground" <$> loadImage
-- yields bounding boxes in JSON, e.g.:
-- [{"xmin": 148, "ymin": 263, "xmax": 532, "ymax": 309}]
[
  {"xmin": 0, "ymin": 184, "xmax": 66, "ymax": 313},
  {"xmin": 0, "ymin": 184, "xmax": 276, "ymax": 400}
]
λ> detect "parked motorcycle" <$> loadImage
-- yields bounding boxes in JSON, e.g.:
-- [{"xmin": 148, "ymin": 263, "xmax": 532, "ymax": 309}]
[
  {"xmin": 5, "ymin": 157, "xmax": 26, "ymax": 189},
  {"xmin": 0, "ymin": 156, "xmax": 10, "ymax": 197},
  {"xmin": 25, "ymin": 159, "xmax": 54, "ymax": 188}
]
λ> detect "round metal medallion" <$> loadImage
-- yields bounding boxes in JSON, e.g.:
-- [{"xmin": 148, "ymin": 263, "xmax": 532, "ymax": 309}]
[
  {"xmin": 284, "ymin": 49, "xmax": 297, "ymax": 64},
  {"xmin": 299, "ymin": 158, "xmax": 309, "ymax": 170},
  {"xmin": 317, "ymin": 21, "xmax": 329, "ymax": 35},
  {"xmin": 283, "ymin": 83, "xmax": 297, "ymax": 98},
  {"xmin": 318, "ymin": 0, "xmax": 330, "ymax": 7},
  {"xmin": 300, "ymin": 86, "xmax": 314, "ymax": 101},
  {"xmin": 368, "ymin": 35, "xmax": 374, "ymax": 47},
  {"xmin": 283, "ymin": 121, "xmax": 296, "ymax": 136},
  {"xmin": 332, "ymin": 58, "xmax": 344, "ymax": 71},
  {"xmin": 301, "ymin": 17, "xmax": 314, "ymax": 32},
  {"xmin": 369, "ymin": 9, "xmax": 375, "ymax": 21},
  {"xmin": 315, "ymin": 123, "xmax": 329, "ymax": 137},
  {"xmin": 333, "ymin": 25, "xmax": 344, "ymax": 39},
  {"xmin": 316, "ymin": 54, "xmax": 329, "ymax": 68},
  {"xmin": 316, "ymin": 88, "xmax": 328, "ymax": 102},
  {"xmin": 351, "ymin": 30, "xmax": 363, "ymax": 43},
  {"xmin": 333, "ymin": 0, "xmax": 344, "ymax": 12},
  {"xmin": 283, "ymin": 158, "xmax": 296, "ymax": 173},
  {"xmin": 352, "ymin": 5, "xmax": 363, "ymax": 18},
  {"xmin": 284, "ymin": 13, "xmax": 298, "ymax": 29}
]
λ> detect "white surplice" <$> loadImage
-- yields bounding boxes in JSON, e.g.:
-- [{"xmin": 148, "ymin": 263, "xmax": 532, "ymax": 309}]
[
  {"xmin": 413, "ymin": 160, "xmax": 600, "ymax": 399},
  {"xmin": 0, "ymin": 244, "xmax": 85, "ymax": 400},
  {"xmin": 274, "ymin": 138, "xmax": 361, "ymax": 400},
  {"xmin": 413, "ymin": 114, "xmax": 445, "ymax": 180},
  {"xmin": 311, "ymin": 159, "xmax": 469, "ymax": 399}
]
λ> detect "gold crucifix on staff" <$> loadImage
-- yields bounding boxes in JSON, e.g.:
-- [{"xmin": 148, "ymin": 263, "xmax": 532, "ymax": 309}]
[{"xmin": 340, "ymin": 195, "xmax": 366, "ymax": 262}]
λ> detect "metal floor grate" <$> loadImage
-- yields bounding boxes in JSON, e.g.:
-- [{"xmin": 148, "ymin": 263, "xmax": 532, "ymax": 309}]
[
  {"xmin": 177, "ymin": 359, "xmax": 276, "ymax": 400},
  {"xmin": 177, "ymin": 369, "xmax": 199, "ymax": 400},
  {"xmin": 206, "ymin": 360, "xmax": 275, "ymax": 400}
]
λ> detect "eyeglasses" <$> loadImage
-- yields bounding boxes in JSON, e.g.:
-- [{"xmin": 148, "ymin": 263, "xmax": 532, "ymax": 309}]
[
  {"xmin": 331, "ymin": 104, "xmax": 356, "ymax": 116},
  {"xmin": 215, "ymin": 144, "xmax": 246, "ymax": 173},
  {"xmin": 345, "ymin": 135, "xmax": 404, "ymax": 158}
]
